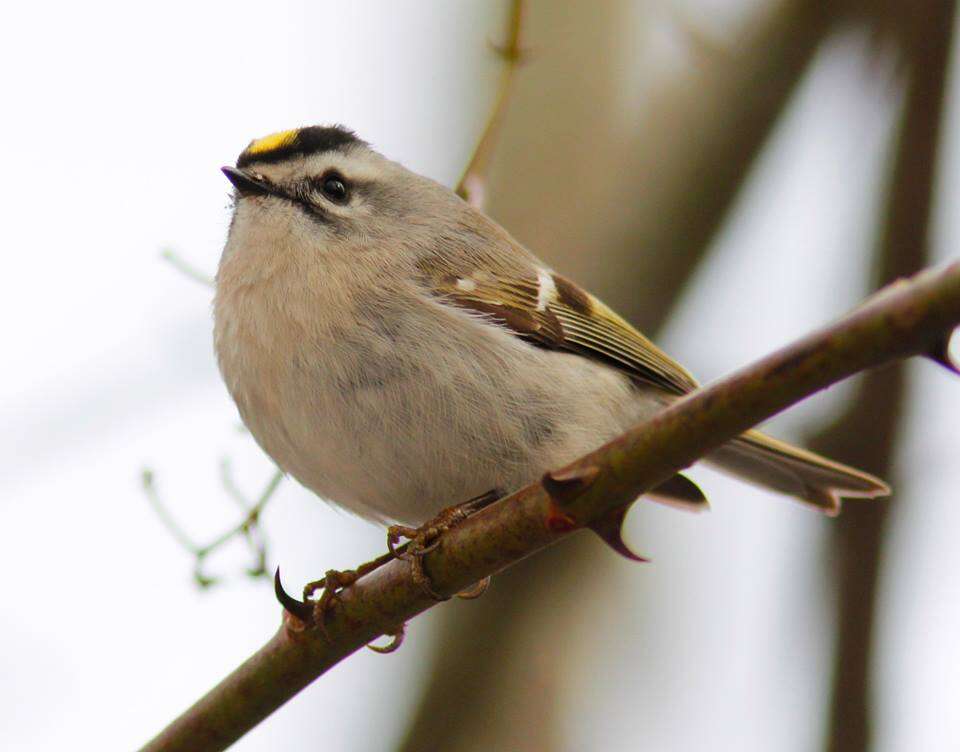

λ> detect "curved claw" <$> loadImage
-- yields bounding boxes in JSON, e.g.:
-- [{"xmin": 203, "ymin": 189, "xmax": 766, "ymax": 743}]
[
  {"xmin": 386, "ymin": 541, "xmax": 399, "ymax": 560},
  {"xmin": 456, "ymin": 577, "xmax": 491, "ymax": 600},
  {"xmin": 418, "ymin": 537, "xmax": 442, "ymax": 555},
  {"xmin": 387, "ymin": 530, "xmax": 412, "ymax": 560},
  {"xmin": 367, "ymin": 624, "xmax": 406, "ymax": 654},
  {"xmin": 274, "ymin": 568, "xmax": 314, "ymax": 624}
]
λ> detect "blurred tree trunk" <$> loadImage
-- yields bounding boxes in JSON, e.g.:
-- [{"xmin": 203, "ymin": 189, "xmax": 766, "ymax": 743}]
[
  {"xmin": 398, "ymin": 1, "xmax": 839, "ymax": 749},
  {"xmin": 814, "ymin": 2, "xmax": 956, "ymax": 750}
]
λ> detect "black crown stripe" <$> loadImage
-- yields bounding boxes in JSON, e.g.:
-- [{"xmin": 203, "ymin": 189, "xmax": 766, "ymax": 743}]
[{"xmin": 237, "ymin": 125, "xmax": 365, "ymax": 168}]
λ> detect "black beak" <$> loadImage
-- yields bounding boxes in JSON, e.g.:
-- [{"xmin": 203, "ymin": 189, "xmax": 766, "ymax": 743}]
[{"xmin": 221, "ymin": 165, "xmax": 274, "ymax": 198}]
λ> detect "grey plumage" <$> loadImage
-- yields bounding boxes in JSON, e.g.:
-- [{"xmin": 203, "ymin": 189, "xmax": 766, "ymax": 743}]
[{"xmin": 215, "ymin": 126, "xmax": 888, "ymax": 525}]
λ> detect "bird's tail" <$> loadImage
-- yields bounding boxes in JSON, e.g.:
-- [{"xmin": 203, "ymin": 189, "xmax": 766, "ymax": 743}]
[{"xmin": 703, "ymin": 429, "xmax": 890, "ymax": 515}]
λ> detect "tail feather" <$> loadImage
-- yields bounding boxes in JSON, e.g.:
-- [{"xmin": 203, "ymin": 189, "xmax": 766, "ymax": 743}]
[{"xmin": 705, "ymin": 429, "xmax": 890, "ymax": 516}]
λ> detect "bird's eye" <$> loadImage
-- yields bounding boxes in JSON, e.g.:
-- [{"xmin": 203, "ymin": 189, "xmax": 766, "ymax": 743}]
[{"xmin": 320, "ymin": 172, "xmax": 349, "ymax": 203}]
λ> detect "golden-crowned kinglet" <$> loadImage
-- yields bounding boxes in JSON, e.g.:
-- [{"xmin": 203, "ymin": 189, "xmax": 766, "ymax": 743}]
[{"xmin": 215, "ymin": 125, "xmax": 888, "ymax": 527}]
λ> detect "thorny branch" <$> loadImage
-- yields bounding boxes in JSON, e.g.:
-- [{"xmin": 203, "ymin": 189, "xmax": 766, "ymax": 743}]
[{"xmin": 140, "ymin": 262, "xmax": 960, "ymax": 752}]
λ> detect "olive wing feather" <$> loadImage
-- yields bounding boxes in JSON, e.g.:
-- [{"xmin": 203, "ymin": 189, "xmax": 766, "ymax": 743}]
[{"xmin": 425, "ymin": 266, "xmax": 697, "ymax": 395}]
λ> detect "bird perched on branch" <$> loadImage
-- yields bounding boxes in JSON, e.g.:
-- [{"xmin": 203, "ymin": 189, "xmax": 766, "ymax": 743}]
[{"xmin": 215, "ymin": 125, "xmax": 888, "ymax": 600}]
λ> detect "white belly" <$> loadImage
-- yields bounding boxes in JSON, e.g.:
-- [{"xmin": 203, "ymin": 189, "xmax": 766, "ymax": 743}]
[{"xmin": 219, "ymin": 287, "xmax": 657, "ymax": 525}]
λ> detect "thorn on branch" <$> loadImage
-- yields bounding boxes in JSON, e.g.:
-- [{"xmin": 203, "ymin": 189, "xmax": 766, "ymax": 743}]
[
  {"xmin": 927, "ymin": 328, "xmax": 960, "ymax": 375},
  {"xmin": 588, "ymin": 504, "xmax": 650, "ymax": 563},
  {"xmin": 542, "ymin": 464, "xmax": 600, "ymax": 505}
]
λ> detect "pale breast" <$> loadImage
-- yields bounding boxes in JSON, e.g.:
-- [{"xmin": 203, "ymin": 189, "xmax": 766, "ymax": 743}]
[{"xmin": 216, "ymin": 260, "xmax": 653, "ymax": 525}]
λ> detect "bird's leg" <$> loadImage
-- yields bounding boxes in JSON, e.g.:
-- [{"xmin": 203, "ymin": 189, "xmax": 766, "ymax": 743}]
[
  {"xmin": 301, "ymin": 549, "xmax": 399, "ymax": 638},
  {"xmin": 289, "ymin": 490, "xmax": 499, "ymax": 647},
  {"xmin": 303, "ymin": 568, "xmax": 358, "ymax": 617},
  {"xmin": 387, "ymin": 489, "xmax": 501, "ymax": 600}
]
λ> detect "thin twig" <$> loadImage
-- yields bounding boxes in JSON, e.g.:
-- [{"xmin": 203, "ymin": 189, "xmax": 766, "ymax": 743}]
[
  {"xmin": 197, "ymin": 469, "xmax": 283, "ymax": 561},
  {"xmin": 220, "ymin": 458, "xmax": 258, "ymax": 513},
  {"xmin": 140, "ymin": 262, "xmax": 960, "ymax": 752},
  {"xmin": 149, "ymin": 245, "xmax": 286, "ymax": 583},
  {"xmin": 160, "ymin": 248, "xmax": 215, "ymax": 288},
  {"xmin": 142, "ymin": 469, "xmax": 202, "ymax": 554},
  {"xmin": 455, "ymin": 0, "xmax": 527, "ymax": 208},
  {"xmin": 141, "ymin": 466, "xmax": 283, "ymax": 586},
  {"xmin": 218, "ymin": 459, "xmax": 274, "ymax": 576}
]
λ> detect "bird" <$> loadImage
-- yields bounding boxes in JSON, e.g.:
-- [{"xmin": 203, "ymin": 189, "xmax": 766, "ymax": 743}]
[{"xmin": 215, "ymin": 124, "xmax": 889, "ymax": 601}]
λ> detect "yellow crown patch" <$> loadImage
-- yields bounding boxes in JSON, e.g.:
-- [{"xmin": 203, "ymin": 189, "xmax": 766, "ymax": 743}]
[
  {"xmin": 236, "ymin": 125, "xmax": 361, "ymax": 168},
  {"xmin": 245, "ymin": 129, "xmax": 299, "ymax": 156}
]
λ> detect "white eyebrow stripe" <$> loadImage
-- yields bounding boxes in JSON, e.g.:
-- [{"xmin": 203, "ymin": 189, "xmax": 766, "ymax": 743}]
[{"xmin": 536, "ymin": 269, "xmax": 556, "ymax": 311}]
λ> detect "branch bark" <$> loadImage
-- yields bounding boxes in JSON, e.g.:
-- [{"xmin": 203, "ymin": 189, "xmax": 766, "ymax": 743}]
[{"xmin": 140, "ymin": 261, "xmax": 960, "ymax": 752}]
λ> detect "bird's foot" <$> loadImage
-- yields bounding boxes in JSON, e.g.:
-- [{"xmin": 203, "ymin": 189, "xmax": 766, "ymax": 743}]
[
  {"xmin": 297, "ymin": 547, "xmax": 397, "ymax": 641},
  {"xmin": 301, "ymin": 567, "xmax": 361, "ymax": 635},
  {"xmin": 387, "ymin": 489, "xmax": 500, "ymax": 600},
  {"xmin": 275, "ymin": 490, "xmax": 500, "ymax": 651}
]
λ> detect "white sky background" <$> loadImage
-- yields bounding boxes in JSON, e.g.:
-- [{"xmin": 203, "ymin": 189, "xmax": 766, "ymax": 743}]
[{"xmin": 0, "ymin": 2, "xmax": 958, "ymax": 751}]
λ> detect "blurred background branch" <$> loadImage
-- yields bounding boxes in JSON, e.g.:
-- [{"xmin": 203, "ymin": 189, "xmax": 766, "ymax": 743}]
[
  {"xmin": 159, "ymin": 248, "xmax": 215, "ymax": 288},
  {"xmin": 811, "ymin": 2, "xmax": 958, "ymax": 751},
  {"xmin": 456, "ymin": 0, "xmax": 527, "ymax": 209},
  {"xmin": 142, "ymin": 465, "xmax": 281, "ymax": 587}
]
